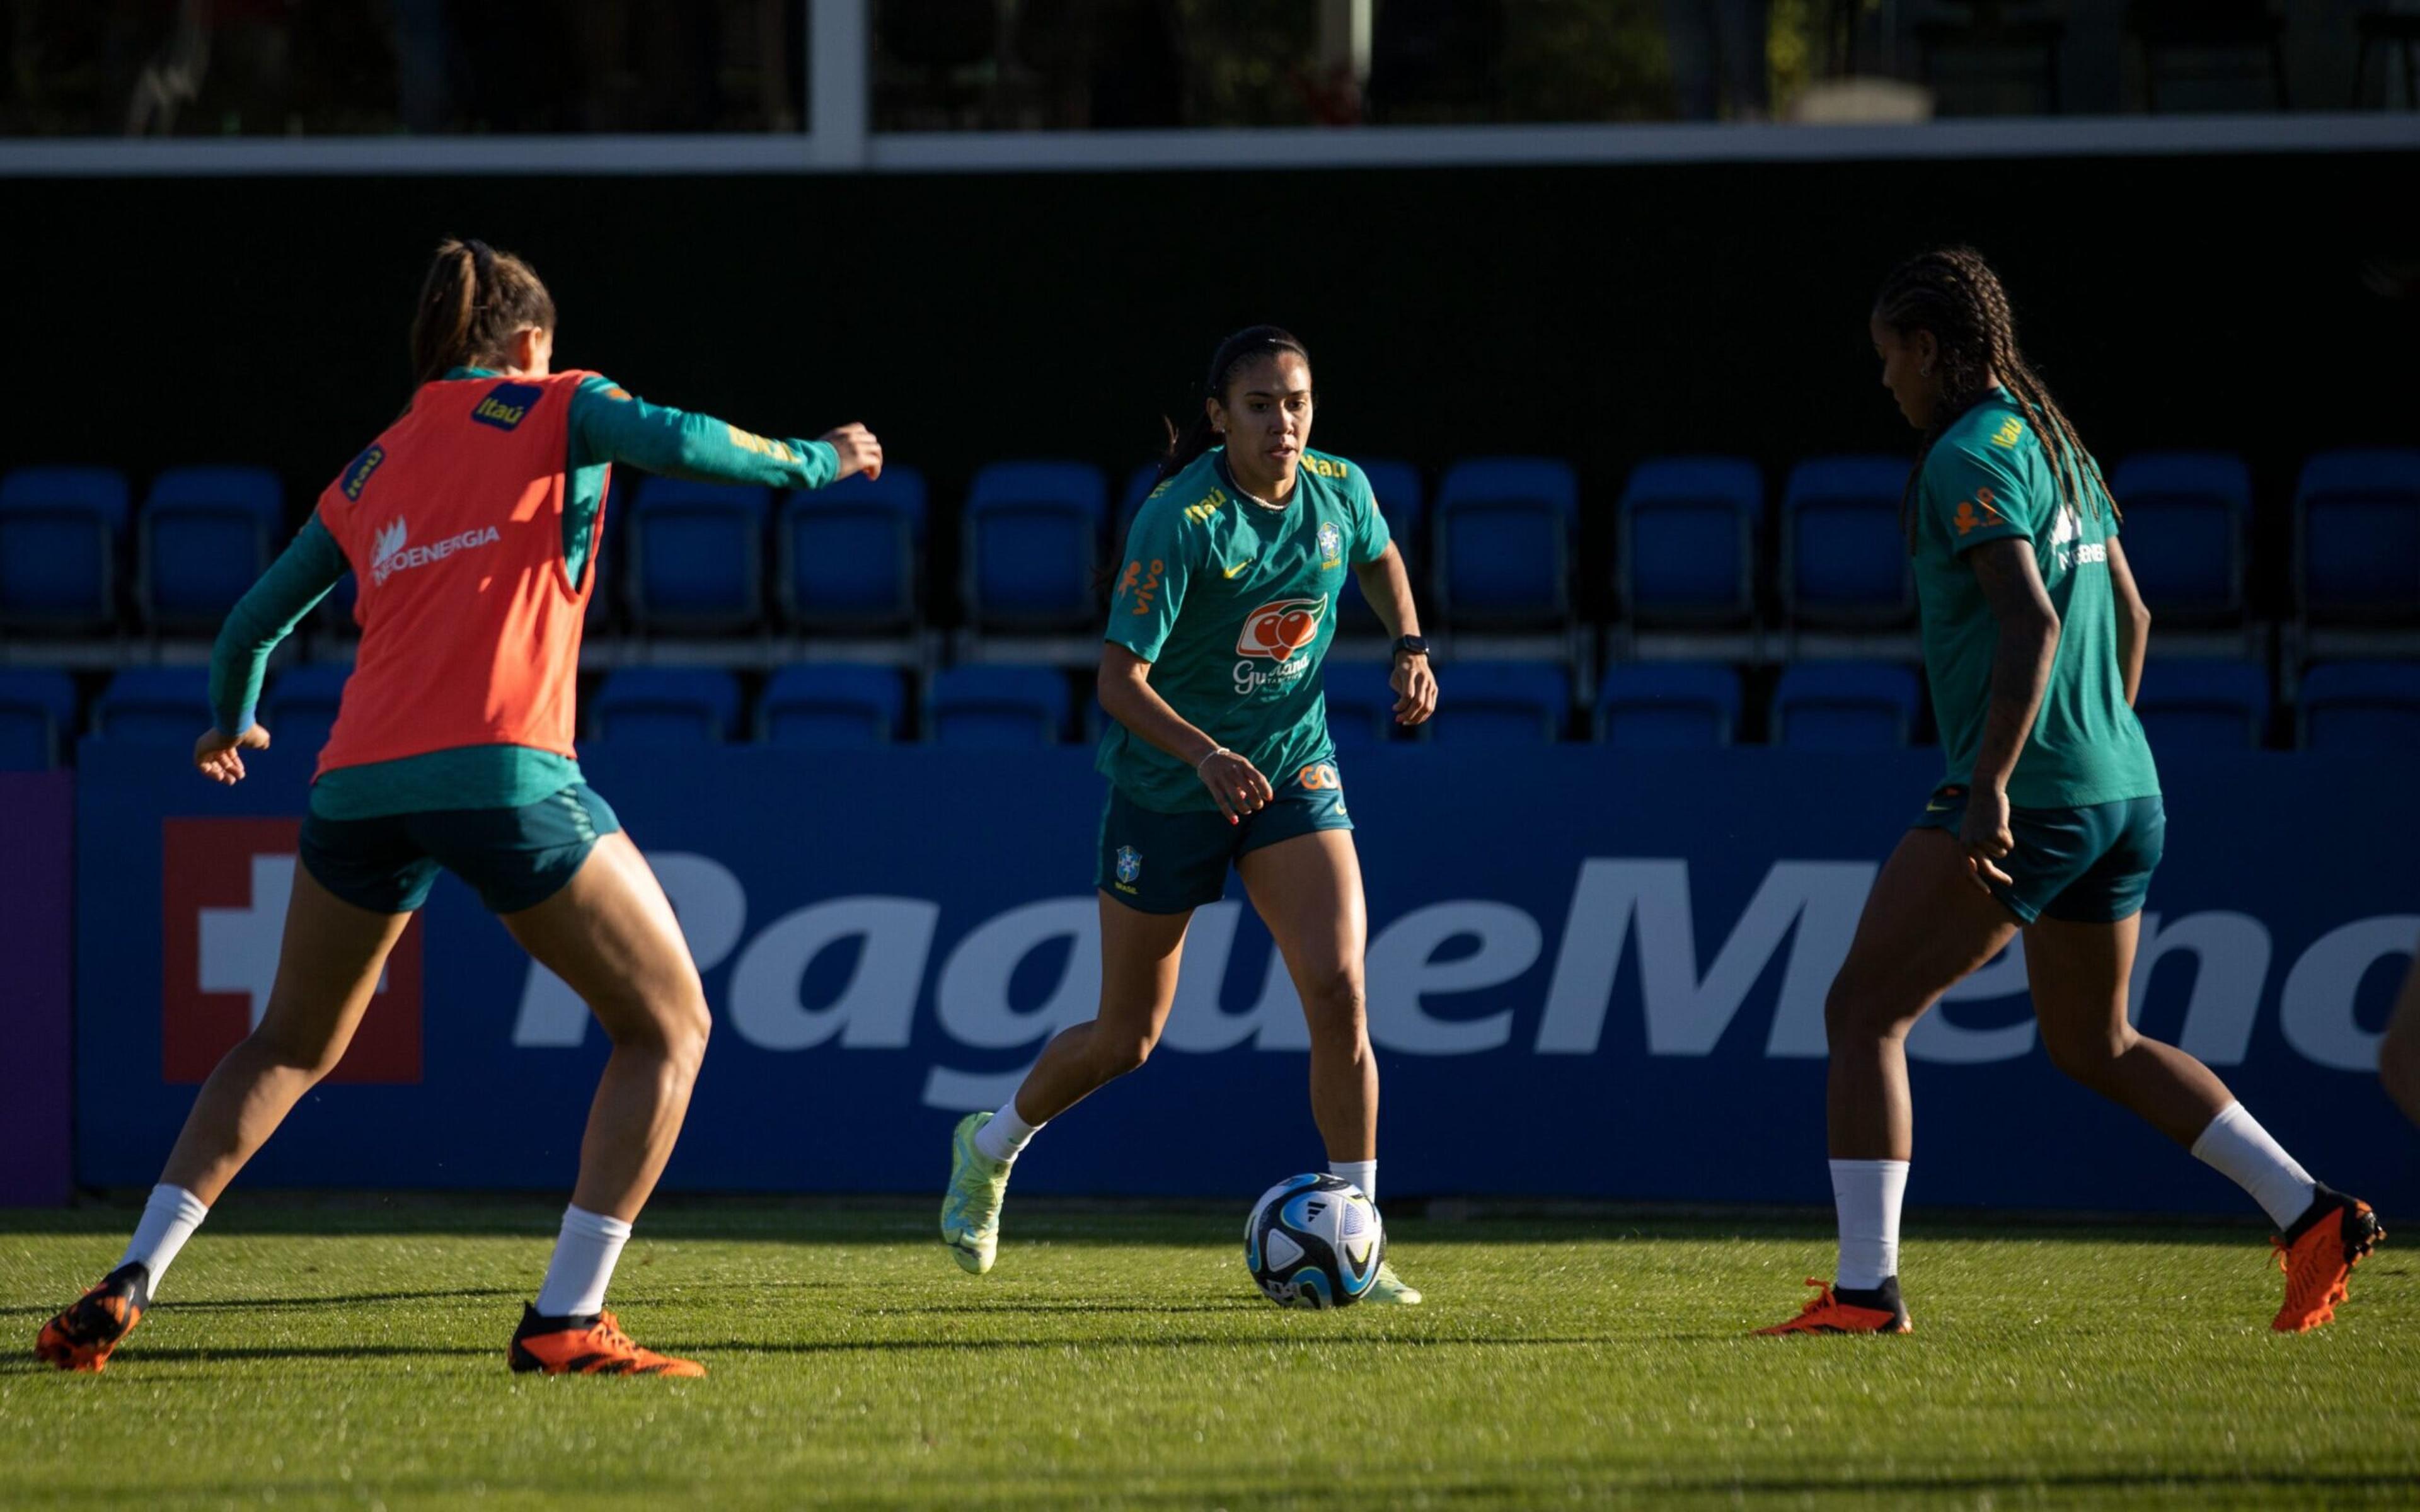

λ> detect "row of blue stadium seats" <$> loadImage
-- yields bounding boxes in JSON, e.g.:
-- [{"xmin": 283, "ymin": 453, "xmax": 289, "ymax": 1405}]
[
  {"xmin": 6, "ymin": 449, "xmax": 2417, "ymax": 637},
  {"xmin": 8, "ymin": 658, "xmax": 2415, "ymax": 770}
]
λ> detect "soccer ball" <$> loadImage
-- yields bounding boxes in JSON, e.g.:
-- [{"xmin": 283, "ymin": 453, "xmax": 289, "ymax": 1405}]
[{"xmin": 1244, "ymin": 1173, "xmax": 1385, "ymax": 1309}]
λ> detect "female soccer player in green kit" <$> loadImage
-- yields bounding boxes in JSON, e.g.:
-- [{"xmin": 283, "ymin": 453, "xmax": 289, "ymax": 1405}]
[
  {"xmin": 1760, "ymin": 248, "xmax": 2382, "ymax": 1337},
  {"xmin": 940, "ymin": 327, "xmax": 1435, "ymax": 1303}
]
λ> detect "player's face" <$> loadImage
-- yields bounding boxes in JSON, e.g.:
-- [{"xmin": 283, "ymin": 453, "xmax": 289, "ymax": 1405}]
[
  {"xmin": 1211, "ymin": 352, "xmax": 1314, "ymax": 498},
  {"xmin": 1871, "ymin": 314, "xmax": 1933, "ymax": 431}
]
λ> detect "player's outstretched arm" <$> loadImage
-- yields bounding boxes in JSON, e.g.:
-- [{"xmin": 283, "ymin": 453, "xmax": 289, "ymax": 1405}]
[{"xmin": 569, "ymin": 375, "xmax": 879, "ymax": 490}]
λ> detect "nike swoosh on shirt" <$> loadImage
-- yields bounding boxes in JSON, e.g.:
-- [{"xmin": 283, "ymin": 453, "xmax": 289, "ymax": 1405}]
[{"xmin": 1221, "ymin": 559, "xmax": 1253, "ymax": 579}]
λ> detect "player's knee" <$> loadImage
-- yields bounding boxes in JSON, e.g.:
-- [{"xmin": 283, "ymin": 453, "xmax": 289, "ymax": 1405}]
[
  {"xmin": 1824, "ymin": 975, "xmax": 1915, "ymax": 1046},
  {"xmin": 2041, "ymin": 1024, "xmax": 2127, "ymax": 1087},
  {"xmin": 1095, "ymin": 1029, "xmax": 1158, "ymax": 1078},
  {"xmin": 1299, "ymin": 966, "xmax": 1367, "ymax": 1036},
  {"xmin": 246, "ymin": 1021, "xmax": 349, "ymax": 1081}
]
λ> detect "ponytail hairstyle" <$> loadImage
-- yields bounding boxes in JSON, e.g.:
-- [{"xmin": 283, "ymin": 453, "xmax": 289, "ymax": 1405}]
[
  {"xmin": 406, "ymin": 237, "xmax": 558, "ymax": 392},
  {"xmin": 1873, "ymin": 246, "xmax": 2118, "ymax": 553},
  {"xmin": 1155, "ymin": 325, "xmax": 1312, "ymax": 485}
]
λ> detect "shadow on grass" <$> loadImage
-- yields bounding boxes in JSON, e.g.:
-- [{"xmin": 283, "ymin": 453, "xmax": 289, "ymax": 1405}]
[{"xmin": 2, "ymin": 1193, "xmax": 2282, "ymax": 1250}]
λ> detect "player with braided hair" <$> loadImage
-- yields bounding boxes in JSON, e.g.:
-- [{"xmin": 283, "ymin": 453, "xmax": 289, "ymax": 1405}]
[{"xmin": 1758, "ymin": 248, "xmax": 2381, "ymax": 1337}]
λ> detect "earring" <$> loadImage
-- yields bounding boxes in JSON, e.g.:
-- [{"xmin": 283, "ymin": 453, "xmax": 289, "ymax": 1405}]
[{"xmin": 1920, "ymin": 362, "xmax": 1933, "ymax": 377}]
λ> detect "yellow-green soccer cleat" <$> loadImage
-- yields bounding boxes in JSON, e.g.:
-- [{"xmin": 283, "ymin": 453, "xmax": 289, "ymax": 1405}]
[
  {"xmin": 1364, "ymin": 1259, "xmax": 1423, "ymax": 1306},
  {"xmin": 940, "ymin": 1111, "xmax": 1012, "ymax": 1275}
]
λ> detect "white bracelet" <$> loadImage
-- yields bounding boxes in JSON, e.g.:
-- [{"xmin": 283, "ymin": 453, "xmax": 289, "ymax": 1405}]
[{"xmin": 1197, "ymin": 747, "xmax": 1230, "ymax": 772}]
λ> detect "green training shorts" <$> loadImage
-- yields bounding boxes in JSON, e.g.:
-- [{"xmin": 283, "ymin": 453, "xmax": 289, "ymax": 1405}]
[
  {"xmin": 298, "ymin": 782, "xmax": 621, "ymax": 915},
  {"xmin": 1910, "ymin": 783, "xmax": 2165, "ymax": 925},
  {"xmin": 1097, "ymin": 759, "xmax": 1354, "ymax": 914}
]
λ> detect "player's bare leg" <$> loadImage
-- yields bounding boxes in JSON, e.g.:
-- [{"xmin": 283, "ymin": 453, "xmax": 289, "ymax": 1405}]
[
  {"xmin": 1241, "ymin": 829, "xmax": 1415, "ymax": 1303},
  {"xmin": 942, "ymin": 896, "xmax": 1190, "ymax": 1274},
  {"xmin": 38, "ymin": 871, "xmax": 406, "ymax": 1372},
  {"xmin": 497, "ymin": 832, "xmax": 710, "ymax": 1374}
]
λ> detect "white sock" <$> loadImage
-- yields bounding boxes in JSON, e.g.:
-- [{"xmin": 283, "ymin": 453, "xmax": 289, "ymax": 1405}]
[
  {"xmin": 973, "ymin": 1099, "xmax": 1043, "ymax": 1165},
  {"xmin": 533, "ymin": 1205, "xmax": 632, "ymax": 1318},
  {"xmin": 117, "ymin": 1184, "xmax": 209, "ymax": 1296},
  {"xmin": 1829, "ymin": 1159, "xmax": 1909, "ymax": 1292},
  {"xmin": 1329, "ymin": 1159, "xmax": 1378, "ymax": 1205},
  {"xmin": 2191, "ymin": 1102, "xmax": 2318, "ymax": 1231}
]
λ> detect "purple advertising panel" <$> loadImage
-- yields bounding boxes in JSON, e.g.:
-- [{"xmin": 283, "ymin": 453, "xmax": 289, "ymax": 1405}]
[{"xmin": 1, "ymin": 770, "xmax": 73, "ymax": 1206}]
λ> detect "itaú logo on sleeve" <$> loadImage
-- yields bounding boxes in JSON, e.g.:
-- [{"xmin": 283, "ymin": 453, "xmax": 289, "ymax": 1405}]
[
  {"xmin": 162, "ymin": 819, "xmax": 423, "ymax": 1083},
  {"xmin": 1233, "ymin": 595, "xmax": 1325, "ymax": 694},
  {"xmin": 505, "ymin": 854, "xmax": 2414, "ymax": 1111},
  {"xmin": 369, "ymin": 517, "xmax": 503, "ymax": 586}
]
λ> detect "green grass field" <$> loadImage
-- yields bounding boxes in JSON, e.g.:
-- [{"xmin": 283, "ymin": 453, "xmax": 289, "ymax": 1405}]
[{"xmin": 3, "ymin": 1195, "xmax": 2413, "ymax": 1509}]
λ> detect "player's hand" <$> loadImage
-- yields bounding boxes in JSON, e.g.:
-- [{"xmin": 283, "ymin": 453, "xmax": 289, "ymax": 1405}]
[
  {"xmin": 195, "ymin": 724, "xmax": 269, "ymax": 786},
  {"xmin": 1958, "ymin": 784, "xmax": 2015, "ymax": 893},
  {"xmin": 1197, "ymin": 748, "xmax": 1274, "ymax": 825},
  {"xmin": 1390, "ymin": 651, "xmax": 1437, "ymax": 726},
  {"xmin": 821, "ymin": 423, "xmax": 883, "ymax": 483}
]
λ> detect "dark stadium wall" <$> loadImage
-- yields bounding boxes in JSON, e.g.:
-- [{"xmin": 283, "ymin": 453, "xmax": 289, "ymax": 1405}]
[{"xmin": 13, "ymin": 152, "xmax": 2416, "ymax": 618}]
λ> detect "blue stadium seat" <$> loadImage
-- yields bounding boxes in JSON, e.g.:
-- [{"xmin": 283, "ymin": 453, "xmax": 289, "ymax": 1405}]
[
  {"xmin": 778, "ymin": 466, "xmax": 924, "ymax": 631},
  {"xmin": 91, "ymin": 667, "xmax": 211, "ymax": 743},
  {"xmin": 2296, "ymin": 449, "xmax": 2420, "ymax": 624},
  {"xmin": 1619, "ymin": 457, "xmax": 1762, "ymax": 626},
  {"xmin": 2133, "ymin": 658, "xmax": 2269, "ymax": 751},
  {"xmin": 2297, "ymin": 661, "xmax": 2420, "ymax": 752},
  {"xmin": 1431, "ymin": 457, "xmax": 1576, "ymax": 631},
  {"xmin": 757, "ymin": 665, "xmax": 906, "ymax": 747},
  {"xmin": 139, "ymin": 467, "xmax": 282, "ymax": 632},
  {"xmin": 962, "ymin": 462, "xmax": 1107, "ymax": 631},
  {"xmin": 927, "ymin": 665, "xmax": 1071, "ymax": 746},
  {"xmin": 1322, "ymin": 661, "xmax": 1403, "ymax": 749},
  {"xmin": 1115, "ymin": 462, "xmax": 1164, "ymax": 544},
  {"xmin": 2109, "ymin": 452, "xmax": 2249, "ymax": 626},
  {"xmin": 587, "ymin": 668, "xmax": 742, "ymax": 745},
  {"xmin": 0, "ymin": 466, "xmax": 130, "ymax": 629},
  {"xmin": 1769, "ymin": 662, "xmax": 1923, "ymax": 750},
  {"xmin": 1427, "ymin": 661, "xmax": 1570, "ymax": 745},
  {"xmin": 262, "ymin": 662, "xmax": 354, "ymax": 751},
  {"xmin": 626, "ymin": 478, "xmax": 771, "ymax": 632},
  {"xmin": 1338, "ymin": 458, "xmax": 1424, "ymax": 632},
  {"xmin": 0, "ymin": 669, "xmax": 78, "ymax": 770},
  {"xmin": 1594, "ymin": 663, "xmax": 1741, "ymax": 748},
  {"xmin": 1781, "ymin": 456, "xmax": 1912, "ymax": 627}
]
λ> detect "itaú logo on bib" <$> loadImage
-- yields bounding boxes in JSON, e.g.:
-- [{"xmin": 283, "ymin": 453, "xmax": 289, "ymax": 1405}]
[{"xmin": 369, "ymin": 517, "xmax": 503, "ymax": 586}]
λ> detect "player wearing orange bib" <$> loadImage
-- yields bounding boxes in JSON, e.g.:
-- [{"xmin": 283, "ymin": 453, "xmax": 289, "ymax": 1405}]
[{"xmin": 36, "ymin": 239, "xmax": 882, "ymax": 1376}]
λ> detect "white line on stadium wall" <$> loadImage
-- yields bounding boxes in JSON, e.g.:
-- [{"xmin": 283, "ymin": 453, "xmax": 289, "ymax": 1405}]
[{"xmin": 2, "ymin": 115, "xmax": 2416, "ymax": 176}]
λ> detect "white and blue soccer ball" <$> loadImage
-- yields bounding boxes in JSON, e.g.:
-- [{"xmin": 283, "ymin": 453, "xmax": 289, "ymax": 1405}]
[{"xmin": 1245, "ymin": 1173, "xmax": 1385, "ymax": 1309}]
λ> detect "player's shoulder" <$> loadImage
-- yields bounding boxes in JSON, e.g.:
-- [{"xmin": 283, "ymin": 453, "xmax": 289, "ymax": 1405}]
[
  {"xmin": 1923, "ymin": 394, "xmax": 2031, "ymax": 488},
  {"xmin": 1296, "ymin": 448, "xmax": 1374, "ymax": 510},
  {"xmin": 1132, "ymin": 450, "xmax": 1234, "ymax": 534}
]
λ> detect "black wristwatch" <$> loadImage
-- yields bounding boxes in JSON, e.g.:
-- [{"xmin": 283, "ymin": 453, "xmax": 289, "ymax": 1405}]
[{"xmin": 1392, "ymin": 634, "xmax": 1432, "ymax": 663}]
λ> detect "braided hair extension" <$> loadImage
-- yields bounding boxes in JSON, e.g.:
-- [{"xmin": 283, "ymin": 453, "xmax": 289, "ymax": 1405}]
[{"xmin": 1874, "ymin": 248, "xmax": 2118, "ymax": 552}]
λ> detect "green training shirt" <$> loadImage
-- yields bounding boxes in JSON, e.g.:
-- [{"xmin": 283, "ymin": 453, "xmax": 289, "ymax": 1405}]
[
  {"xmin": 1913, "ymin": 390, "xmax": 2160, "ymax": 810},
  {"xmin": 1095, "ymin": 446, "xmax": 1391, "ymax": 813},
  {"xmin": 209, "ymin": 367, "xmax": 839, "ymax": 818}
]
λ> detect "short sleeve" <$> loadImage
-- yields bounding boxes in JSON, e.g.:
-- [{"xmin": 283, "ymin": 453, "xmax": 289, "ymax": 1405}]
[
  {"xmin": 1104, "ymin": 503, "xmax": 1195, "ymax": 663},
  {"xmin": 1925, "ymin": 439, "xmax": 2034, "ymax": 554},
  {"xmin": 1349, "ymin": 466, "xmax": 1392, "ymax": 566}
]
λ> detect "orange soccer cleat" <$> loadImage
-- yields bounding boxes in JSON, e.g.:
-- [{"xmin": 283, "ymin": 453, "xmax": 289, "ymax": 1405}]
[
  {"xmin": 1755, "ymin": 1277, "xmax": 1913, "ymax": 1336},
  {"xmin": 35, "ymin": 1264, "xmax": 151, "ymax": 1373},
  {"xmin": 507, "ymin": 1305, "xmax": 705, "ymax": 1377},
  {"xmin": 2271, "ymin": 1186, "xmax": 2385, "ymax": 1334}
]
